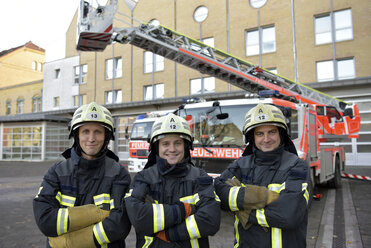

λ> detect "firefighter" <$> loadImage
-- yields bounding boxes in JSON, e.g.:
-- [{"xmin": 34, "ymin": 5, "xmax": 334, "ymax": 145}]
[
  {"xmin": 33, "ymin": 102, "xmax": 131, "ymax": 248},
  {"xmin": 125, "ymin": 113, "xmax": 220, "ymax": 247},
  {"xmin": 214, "ymin": 103, "xmax": 310, "ymax": 248}
]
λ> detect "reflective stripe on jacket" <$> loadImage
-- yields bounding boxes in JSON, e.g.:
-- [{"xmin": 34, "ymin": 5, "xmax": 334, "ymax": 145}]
[
  {"xmin": 215, "ymin": 150, "xmax": 309, "ymax": 248},
  {"xmin": 125, "ymin": 162, "xmax": 221, "ymax": 248},
  {"xmin": 33, "ymin": 148, "xmax": 131, "ymax": 247}
]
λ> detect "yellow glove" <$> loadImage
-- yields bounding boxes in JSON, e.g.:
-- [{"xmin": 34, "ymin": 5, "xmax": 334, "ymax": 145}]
[
  {"xmin": 68, "ymin": 204, "xmax": 110, "ymax": 232},
  {"xmin": 48, "ymin": 225, "xmax": 96, "ymax": 248},
  {"xmin": 236, "ymin": 209, "xmax": 252, "ymax": 230}
]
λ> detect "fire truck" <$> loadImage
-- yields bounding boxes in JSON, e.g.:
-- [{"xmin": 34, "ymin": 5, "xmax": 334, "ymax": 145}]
[
  {"xmin": 76, "ymin": 0, "xmax": 361, "ymax": 190},
  {"xmin": 127, "ymin": 111, "xmax": 173, "ymax": 172}
]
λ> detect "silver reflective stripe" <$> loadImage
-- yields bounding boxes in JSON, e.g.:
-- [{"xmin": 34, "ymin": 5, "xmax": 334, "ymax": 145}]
[
  {"xmin": 256, "ymin": 209, "xmax": 269, "ymax": 227},
  {"xmin": 228, "ymin": 186, "xmax": 240, "ymax": 211},
  {"xmin": 57, "ymin": 208, "xmax": 68, "ymax": 235},
  {"xmin": 94, "ymin": 193, "xmax": 111, "ymax": 205},
  {"xmin": 271, "ymin": 227, "xmax": 282, "ymax": 248},
  {"xmin": 190, "ymin": 238, "xmax": 199, "ymax": 248},
  {"xmin": 142, "ymin": 236, "xmax": 154, "ymax": 248},
  {"xmin": 93, "ymin": 222, "xmax": 110, "ymax": 245},
  {"xmin": 180, "ymin": 193, "xmax": 200, "ymax": 205},
  {"xmin": 186, "ymin": 215, "xmax": 201, "ymax": 239},
  {"xmin": 56, "ymin": 192, "xmax": 76, "ymax": 207},
  {"xmin": 153, "ymin": 204, "xmax": 164, "ymax": 232}
]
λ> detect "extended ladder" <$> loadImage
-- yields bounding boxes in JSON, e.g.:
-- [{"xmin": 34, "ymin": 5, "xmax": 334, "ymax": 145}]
[{"xmin": 112, "ymin": 24, "xmax": 347, "ymax": 111}]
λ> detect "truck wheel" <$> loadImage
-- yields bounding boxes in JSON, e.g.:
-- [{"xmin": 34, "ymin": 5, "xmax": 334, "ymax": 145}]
[{"xmin": 328, "ymin": 156, "xmax": 342, "ymax": 188}]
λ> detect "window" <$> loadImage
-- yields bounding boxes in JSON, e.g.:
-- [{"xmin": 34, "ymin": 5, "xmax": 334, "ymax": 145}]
[
  {"xmin": 38, "ymin": 62, "xmax": 42, "ymax": 72},
  {"xmin": 74, "ymin": 64, "xmax": 88, "ymax": 84},
  {"xmin": 6, "ymin": 100, "xmax": 11, "ymax": 115},
  {"xmin": 105, "ymin": 90, "xmax": 122, "ymax": 104},
  {"xmin": 144, "ymin": 52, "xmax": 164, "ymax": 73},
  {"xmin": 55, "ymin": 69, "xmax": 60, "ymax": 79},
  {"xmin": 32, "ymin": 95, "xmax": 42, "ymax": 112},
  {"xmin": 316, "ymin": 58, "xmax": 355, "ymax": 82},
  {"xmin": 106, "ymin": 57, "xmax": 122, "ymax": 80},
  {"xmin": 246, "ymin": 26, "xmax": 276, "ymax": 56},
  {"xmin": 144, "ymin": 83, "xmax": 164, "ymax": 100},
  {"xmin": 17, "ymin": 98, "xmax": 24, "ymax": 114},
  {"xmin": 73, "ymin": 94, "xmax": 87, "ymax": 107},
  {"xmin": 32, "ymin": 61, "xmax": 37, "ymax": 71},
  {"xmin": 53, "ymin": 97, "xmax": 60, "ymax": 108},
  {"xmin": 315, "ymin": 9, "xmax": 353, "ymax": 45},
  {"xmin": 190, "ymin": 77, "xmax": 215, "ymax": 95}
]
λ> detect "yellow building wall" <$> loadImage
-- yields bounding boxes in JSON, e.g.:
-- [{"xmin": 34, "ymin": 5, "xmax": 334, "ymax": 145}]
[
  {"xmin": 65, "ymin": 0, "xmax": 371, "ymax": 104},
  {"xmin": 0, "ymin": 47, "xmax": 44, "ymax": 88},
  {"xmin": 0, "ymin": 80, "xmax": 43, "ymax": 115}
]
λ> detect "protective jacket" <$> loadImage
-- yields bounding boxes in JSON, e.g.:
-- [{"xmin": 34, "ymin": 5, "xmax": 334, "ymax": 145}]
[
  {"xmin": 33, "ymin": 147, "xmax": 131, "ymax": 247},
  {"xmin": 125, "ymin": 155, "xmax": 221, "ymax": 248},
  {"xmin": 214, "ymin": 146, "xmax": 310, "ymax": 248}
]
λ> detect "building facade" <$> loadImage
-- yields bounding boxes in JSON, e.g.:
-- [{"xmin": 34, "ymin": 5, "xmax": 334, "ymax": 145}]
[{"xmin": 1, "ymin": 0, "xmax": 370, "ymax": 163}]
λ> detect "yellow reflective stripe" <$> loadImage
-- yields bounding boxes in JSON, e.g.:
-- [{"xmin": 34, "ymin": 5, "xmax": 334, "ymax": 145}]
[
  {"xmin": 55, "ymin": 192, "xmax": 75, "ymax": 207},
  {"xmin": 142, "ymin": 236, "xmax": 154, "ymax": 248},
  {"xmin": 125, "ymin": 189, "xmax": 133, "ymax": 198},
  {"xmin": 302, "ymin": 183, "xmax": 309, "ymax": 204},
  {"xmin": 94, "ymin": 193, "xmax": 111, "ymax": 205},
  {"xmin": 190, "ymin": 238, "xmax": 200, "ymax": 248},
  {"xmin": 256, "ymin": 209, "xmax": 269, "ymax": 227},
  {"xmin": 268, "ymin": 183, "xmax": 285, "ymax": 193},
  {"xmin": 228, "ymin": 186, "xmax": 240, "ymax": 211},
  {"xmin": 271, "ymin": 227, "xmax": 282, "ymax": 248},
  {"xmin": 56, "ymin": 208, "xmax": 68, "ymax": 235},
  {"xmin": 93, "ymin": 222, "xmax": 110, "ymax": 244},
  {"xmin": 214, "ymin": 191, "xmax": 221, "ymax": 202},
  {"xmin": 179, "ymin": 193, "xmax": 200, "ymax": 205},
  {"xmin": 110, "ymin": 199, "xmax": 115, "ymax": 210},
  {"xmin": 185, "ymin": 215, "xmax": 201, "ymax": 239},
  {"xmin": 233, "ymin": 215, "xmax": 240, "ymax": 248},
  {"xmin": 153, "ymin": 204, "xmax": 164, "ymax": 233}
]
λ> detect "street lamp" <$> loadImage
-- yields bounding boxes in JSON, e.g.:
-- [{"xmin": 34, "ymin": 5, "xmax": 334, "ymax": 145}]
[{"xmin": 249, "ymin": 0, "xmax": 267, "ymax": 67}]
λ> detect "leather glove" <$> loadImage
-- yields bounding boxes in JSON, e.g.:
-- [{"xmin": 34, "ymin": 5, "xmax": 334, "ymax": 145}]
[
  {"xmin": 225, "ymin": 178, "xmax": 241, "ymax": 187},
  {"xmin": 156, "ymin": 230, "xmax": 170, "ymax": 243},
  {"xmin": 243, "ymin": 184, "xmax": 279, "ymax": 209},
  {"xmin": 49, "ymin": 225, "xmax": 96, "ymax": 248},
  {"xmin": 236, "ymin": 209, "xmax": 253, "ymax": 230},
  {"xmin": 226, "ymin": 178, "xmax": 279, "ymax": 209},
  {"xmin": 68, "ymin": 204, "xmax": 110, "ymax": 232}
]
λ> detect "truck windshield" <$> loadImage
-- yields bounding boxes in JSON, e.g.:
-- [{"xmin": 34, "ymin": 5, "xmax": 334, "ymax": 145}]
[
  {"xmin": 180, "ymin": 104, "xmax": 254, "ymax": 147},
  {"xmin": 130, "ymin": 121, "xmax": 154, "ymax": 140}
]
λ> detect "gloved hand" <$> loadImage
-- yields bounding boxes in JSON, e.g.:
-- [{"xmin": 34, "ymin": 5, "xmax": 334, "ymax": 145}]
[
  {"xmin": 49, "ymin": 225, "xmax": 96, "ymax": 248},
  {"xmin": 156, "ymin": 230, "xmax": 170, "ymax": 243},
  {"xmin": 236, "ymin": 209, "xmax": 252, "ymax": 230},
  {"xmin": 183, "ymin": 202, "xmax": 195, "ymax": 218},
  {"xmin": 243, "ymin": 184, "xmax": 279, "ymax": 209},
  {"xmin": 68, "ymin": 204, "xmax": 110, "ymax": 232},
  {"xmin": 225, "ymin": 178, "xmax": 279, "ymax": 209},
  {"xmin": 144, "ymin": 194, "xmax": 154, "ymax": 203}
]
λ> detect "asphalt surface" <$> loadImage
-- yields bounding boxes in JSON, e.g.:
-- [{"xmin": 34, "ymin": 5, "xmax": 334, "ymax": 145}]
[{"xmin": 0, "ymin": 160, "xmax": 370, "ymax": 247}]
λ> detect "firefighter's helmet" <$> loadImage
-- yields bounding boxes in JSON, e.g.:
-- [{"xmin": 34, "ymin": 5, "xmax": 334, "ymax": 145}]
[
  {"xmin": 150, "ymin": 113, "xmax": 193, "ymax": 146},
  {"xmin": 243, "ymin": 103, "xmax": 287, "ymax": 136},
  {"xmin": 69, "ymin": 102, "xmax": 115, "ymax": 139}
]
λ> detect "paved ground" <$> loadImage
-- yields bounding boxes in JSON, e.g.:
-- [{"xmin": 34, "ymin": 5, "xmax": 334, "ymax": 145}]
[{"xmin": 0, "ymin": 161, "xmax": 370, "ymax": 247}]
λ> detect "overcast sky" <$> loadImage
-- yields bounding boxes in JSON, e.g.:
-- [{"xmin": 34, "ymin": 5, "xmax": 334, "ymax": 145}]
[{"xmin": 0, "ymin": 0, "xmax": 78, "ymax": 62}]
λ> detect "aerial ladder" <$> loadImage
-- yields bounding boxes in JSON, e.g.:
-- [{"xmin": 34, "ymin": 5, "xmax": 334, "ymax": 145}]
[{"xmin": 76, "ymin": 0, "xmax": 360, "ymax": 139}]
